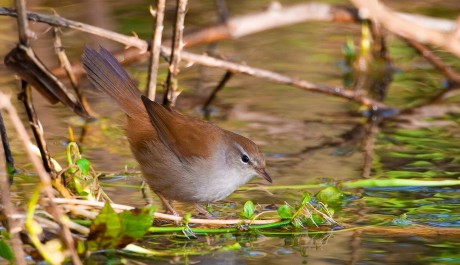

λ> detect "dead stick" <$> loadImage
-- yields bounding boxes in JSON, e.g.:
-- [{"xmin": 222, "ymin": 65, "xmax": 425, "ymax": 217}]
[
  {"xmin": 52, "ymin": 27, "xmax": 93, "ymax": 116},
  {"xmin": 350, "ymin": 0, "xmax": 460, "ymax": 58},
  {"xmin": 0, "ymin": 140, "xmax": 26, "ymax": 265},
  {"xmin": 404, "ymin": 37, "xmax": 460, "ymax": 84},
  {"xmin": 0, "ymin": 93, "xmax": 82, "ymax": 265},
  {"xmin": 146, "ymin": 0, "xmax": 165, "ymax": 100},
  {"xmin": 164, "ymin": 0, "xmax": 188, "ymax": 106},
  {"xmin": 14, "ymin": 0, "xmax": 29, "ymax": 46},
  {"xmin": 0, "ymin": 111, "xmax": 16, "ymax": 177},
  {"xmin": 168, "ymin": 48, "xmax": 387, "ymax": 108},
  {"xmin": 18, "ymin": 83, "xmax": 54, "ymax": 173},
  {"xmin": 203, "ymin": 71, "xmax": 233, "ymax": 112}
]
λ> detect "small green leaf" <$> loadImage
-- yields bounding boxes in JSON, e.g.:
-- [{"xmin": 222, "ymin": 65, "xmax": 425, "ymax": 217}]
[
  {"xmin": 86, "ymin": 202, "xmax": 121, "ymax": 251},
  {"xmin": 277, "ymin": 204, "xmax": 293, "ymax": 219},
  {"xmin": 75, "ymin": 158, "xmax": 91, "ymax": 176},
  {"xmin": 316, "ymin": 186, "xmax": 344, "ymax": 207},
  {"xmin": 241, "ymin": 201, "xmax": 255, "ymax": 219},
  {"xmin": 0, "ymin": 238, "xmax": 14, "ymax": 262}
]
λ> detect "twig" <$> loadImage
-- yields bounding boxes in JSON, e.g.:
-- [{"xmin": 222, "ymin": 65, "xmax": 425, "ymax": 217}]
[
  {"xmin": 0, "ymin": 93, "xmax": 82, "ymax": 265},
  {"xmin": 202, "ymin": 71, "xmax": 233, "ymax": 114},
  {"xmin": 163, "ymin": 0, "xmax": 188, "ymax": 106},
  {"xmin": 51, "ymin": 198, "xmax": 282, "ymax": 225},
  {"xmin": 0, "ymin": 111, "xmax": 16, "ymax": 177},
  {"xmin": 0, "ymin": 139, "xmax": 26, "ymax": 265},
  {"xmin": 404, "ymin": 37, "xmax": 460, "ymax": 85},
  {"xmin": 0, "ymin": 7, "xmax": 148, "ymax": 51},
  {"xmin": 18, "ymin": 83, "xmax": 54, "ymax": 173},
  {"xmin": 146, "ymin": 0, "xmax": 165, "ymax": 100},
  {"xmin": 172, "ymin": 49, "xmax": 387, "ymax": 108},
  {"xmin": 350, "ymin": 0, "xmax": 460, "ymax": 58},
  {"xmin": 15, "ymin": 0, "xmax": 30, "ymax": 46},
  {"xmin": 52, "ymin": 27, "xmax": 93, "ymax": 117}
]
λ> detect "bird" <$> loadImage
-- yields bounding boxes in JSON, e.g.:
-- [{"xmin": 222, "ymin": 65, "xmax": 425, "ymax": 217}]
[{"xmin": 82, "ymin": 46, "xmax": 271, "ymax": 216}]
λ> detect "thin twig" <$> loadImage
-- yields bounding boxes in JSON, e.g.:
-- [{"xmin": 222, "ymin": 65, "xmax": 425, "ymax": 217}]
[
  {"xmin": 172, "ymin": 49, "xmax": 388, "ymax": 108},
  {"xmin": 15, "ymin": 0, "xmax": 30, "ymax": 46},
  {"xmin": 146, "ymin": 0, "xmax": 165, "ymax": 100},
  {"xmin": 52, "ymin": 27, "xmax": 93, "ymax": 116},
  {"xmin": 0, "ymin": 142, "xmax": 26, "ymax": 265},
  {"xmin": 0, "ymin": 111, "xmax": 16, "ymax": 177},
  {"xmin": 202, "ymin": 71, "xmax": 233, "ymax": 114},
  {"xmin": 0, "ymin": 93, "xmax": 82, "ymax": 265},
  {"xmin": 350, "ymin": 0, "xmax": 460, "ymax": 57},
  {"xmin": 163, "ymin": 0, "xmax": 188, "ymax": 106},
  {"xmin": 18, "ymin": 83, "xmax": 54, "ymax": 173},
  {"xmin": 404, "ymin": 37, "xmax": 460, "ymax": 85},
  {"xmin": 51, "ymin": 198, "xmax": 282, "ymax": 225}
]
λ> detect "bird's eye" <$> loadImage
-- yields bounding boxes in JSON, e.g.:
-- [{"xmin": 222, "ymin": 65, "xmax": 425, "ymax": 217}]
[{"xmin": 241, "ymin": 154, "xmax": 250, "ymax": 164}]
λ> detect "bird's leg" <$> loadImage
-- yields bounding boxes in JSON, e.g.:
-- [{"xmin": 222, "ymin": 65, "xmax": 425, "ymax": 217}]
[
  {"xmin": 194, "ymin": 203, "xmax": 214, "ymax": 218},
  {"xmin": 157, "ymin": 193, "xmax": 179, "ymax": 216}
]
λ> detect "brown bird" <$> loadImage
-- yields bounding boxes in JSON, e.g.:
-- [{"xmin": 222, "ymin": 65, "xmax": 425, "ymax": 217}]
[{"xmin": 82, "ymin": 46, "xmax": 271, "ymax": 216}]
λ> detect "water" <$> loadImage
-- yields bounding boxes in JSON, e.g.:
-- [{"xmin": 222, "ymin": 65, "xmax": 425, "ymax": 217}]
[{"xmin": 1, "ymin": 0, "xmax": 460, "ymax": 264}]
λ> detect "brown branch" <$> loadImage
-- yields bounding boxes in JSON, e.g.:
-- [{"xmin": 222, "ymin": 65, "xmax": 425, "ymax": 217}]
[
  {"xmin": 0, "ymin": 93, "xmax": 82, "ymax": 265},
  {"xmin": 18, "ymin": 84, "xmax": 54, "ymax": 173},
  {"xmin": 146, "ymin": 0, "xmax": 165, "ymax": 100},
  {"xmin": 0, "ymin": 7, "xmax": 148, "ymax": 51},
  {"xmin": 168, "ymin": 48, "xmax": 387, "ymax": 108},
  {"xmin": 350, "ymin": 0, "xmax": 460, "ymax": 58},
  {"xmin": 0, "ymin": 111, "xmax": 16, "ymax": 176},
  {"xmin": 404, "ymin": 37, "xmax": 460, "ymax": 85},
  {"xmin": 14, "ymin": 0, "xmax": 30, "ymax": 46},
  {"xmin": 164, "ymin": 0, "xmax": 188, "ymax": 106},
  {"xmin": 52, "ymin": 27, "xmax": 94, "ymax": 117},
  {"xmin": 202, "ymin": 71, "xmax": 233, "ymax": 114}
]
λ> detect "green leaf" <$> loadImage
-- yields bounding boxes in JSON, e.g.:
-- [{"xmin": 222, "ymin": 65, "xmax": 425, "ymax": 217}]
[
  {"xmin": 316, "ymin": 186, "xmax": 344, "ymax": 207},
  {"xmin": 241, "ymin": 201, "xmax": 255, "ymax": 219},
  {"xmin": 117, "ymin": 206, "xmax": 155, "ymax": 248},
  {"xmin": 0, "ymin": 238, "xmax": 14, "ymax": 262},
  {"xmin": 86, "ymin": 202, "xmax": 121, "ymax": 251},
  {"xmin": 277, "ymin": 204, "xmax": 293, "ymax": 219},
  {"xmin": 75, "ymin": 158, "xmax": 91, "ymax": 176}
]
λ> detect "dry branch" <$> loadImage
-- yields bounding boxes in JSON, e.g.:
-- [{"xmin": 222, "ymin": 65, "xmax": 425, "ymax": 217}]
[
  {"xmin": 404, "ymin": 37, "xmax": 460, "ymax": 85},
  {"xmin": 350, "ymin": 0, "xmax": 460, "ymax": 57},
  {"xmin": 164, "ymin": 0, "xmax": 188, "ymax": 106},
  {"xmin": 146, "ymin": 0, "xmax": 165, "ymax": 100}
]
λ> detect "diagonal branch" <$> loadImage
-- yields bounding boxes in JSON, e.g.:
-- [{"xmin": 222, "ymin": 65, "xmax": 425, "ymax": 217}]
[{"xmin": 350, "ymin": 0, "xmax": 460, "ymax": 57}]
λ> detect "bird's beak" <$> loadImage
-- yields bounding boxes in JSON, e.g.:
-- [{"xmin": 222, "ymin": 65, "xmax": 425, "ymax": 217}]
[{"xmin": 257, "ymin": 168, "xmax": 272, "ymax": 183}]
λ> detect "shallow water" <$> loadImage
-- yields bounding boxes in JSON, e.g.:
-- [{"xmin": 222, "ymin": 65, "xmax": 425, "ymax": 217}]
[{"xmin": 1, "ymin": 0, "xmax": 460, "ymax": 264}]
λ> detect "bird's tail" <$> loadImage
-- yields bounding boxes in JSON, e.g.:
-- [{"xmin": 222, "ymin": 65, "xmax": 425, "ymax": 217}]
[{"xmin": 82, "ymin": 46, "xmax": 144, "ymax": 117}]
